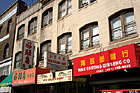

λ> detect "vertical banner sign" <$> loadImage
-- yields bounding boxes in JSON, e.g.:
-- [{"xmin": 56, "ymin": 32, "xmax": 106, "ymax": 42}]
[
  {"xmin": 22, "ymin": 39, "xmax": 34, "ymax": 69},
  {"xmin": 74, "ymin": 44, "xmax": 140, "ymax": 76}
]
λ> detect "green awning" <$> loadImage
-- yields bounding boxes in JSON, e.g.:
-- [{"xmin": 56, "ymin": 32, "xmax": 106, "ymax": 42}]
[{"xmin": 0, "ymin": 72, "xmax": 13, "ymax": 87}]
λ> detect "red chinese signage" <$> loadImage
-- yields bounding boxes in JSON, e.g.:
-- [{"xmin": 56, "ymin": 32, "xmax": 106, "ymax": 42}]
[
  {"xmin": 22, "ymin": 39, "xmax": 34, "ymax": 69},
  {"xmin": 74, "ymin": 44, "xmax": 140, "ymax": 76}
]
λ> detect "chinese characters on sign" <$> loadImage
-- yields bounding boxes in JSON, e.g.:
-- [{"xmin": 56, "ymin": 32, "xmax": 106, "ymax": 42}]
[
  {"xmin": 22, "ymin": 39, "xmax": 34, "ymax": 69},
  {"xmin": 44, "ymin": 51, "xmax": 68, "ymax": 70},
  {"xmin": 37, "ymin": 69, "xmax": 72, "ymax": 84},
  {"xmin": 12, "ymin": 68, "xmax": 35, "ymax": 86},
  {"xmin": 74, "ymin": 44, "xmax": 140, "ymax": 76}
]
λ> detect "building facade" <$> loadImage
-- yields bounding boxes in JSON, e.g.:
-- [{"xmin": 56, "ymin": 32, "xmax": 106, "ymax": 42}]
[
  {"xmin": 12, "ymin": 0, "xmax": 140, "ymax": 93},
  {"xmin": 0, "ymin": 0, "xmax": 27, "ymax": 92}
]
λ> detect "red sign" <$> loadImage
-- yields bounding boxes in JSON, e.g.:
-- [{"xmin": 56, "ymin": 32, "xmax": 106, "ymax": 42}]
[{"xmin": 74, "ymin": 44, "xmax": 140, "ymax": 76}]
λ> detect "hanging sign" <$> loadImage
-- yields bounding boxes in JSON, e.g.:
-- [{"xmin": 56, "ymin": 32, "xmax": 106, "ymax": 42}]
[{"xmin": 22, "ymin": 39, "xmax": 34, "ymax": 69}]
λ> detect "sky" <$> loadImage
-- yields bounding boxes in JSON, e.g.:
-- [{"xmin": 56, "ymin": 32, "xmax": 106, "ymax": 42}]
[{"xmin": 0, "ymin": 0, "xmax": 38, "ymax": 14}]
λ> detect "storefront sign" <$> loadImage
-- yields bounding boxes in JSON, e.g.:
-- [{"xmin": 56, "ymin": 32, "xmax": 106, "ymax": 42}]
[
  {"xmin": 12, "ymin": 68, "xmax": 50, "ymax": 86},
  {"xmin": 74, "ymin": 44, "xmax": 140, "ymax": 76},
  {"xmin": 44, "ymin": 51, "xmax": 68, "ymax": 70},
  {"xmin": 22, "ymin": 39, "xmax": 34, "ymax": 69},
  {"xmin": 37, "ymin": 69, "xmax": 72, "ymax": 84},
  {"xmin": 12, "ymin": 68, "xmax": 35, "ymax": 86}
]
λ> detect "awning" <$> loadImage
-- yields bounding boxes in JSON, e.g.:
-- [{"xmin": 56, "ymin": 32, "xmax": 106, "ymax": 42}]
[{"xmin": 0, "ymin": 72, "xmax": 13, "ymax": 87}]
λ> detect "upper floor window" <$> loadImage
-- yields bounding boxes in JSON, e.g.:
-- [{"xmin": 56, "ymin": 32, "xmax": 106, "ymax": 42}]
[
  {"xmin": 17, "ymin": 24, "xmax": 25, "ymax": 40},
  {"xmin": 41, "ymin": 40, "xmax": 51, "ymax": 60},
  {"xmin": 80, "ymin": 22, "xmax": 99, "ymax": 49},
  {"xmin": 7, "ymin": 19, "xmax": 12, "ymax": 34},
  {"xmin": 58, "ymin": 33, "xmax": 72, "ymax": 54},
  {"xmin": 42, "ymin": 8, "xmax": 53, "ymax": 27},
  {"xmin": 109, "ymin": 9, "xmax": 136, "ymax": 41},
  {"xmin": 0, "ymin": 26, "xmax": 2, "ymax": 38},
  {"xmin": 79, "ymin": 0, "xmax": 96, "ymax": 8},
  {"xmin": 28, "ymin": 17, "xmax": 37, "ymax": 35},
  {"xmin": 15, "ymin": 52, "xmax": 22, "ymax": 68},
  {"xmin": 4, "ymin": 44, "xmax": 9, "ymax": 59},
  {"xmin": 59, "ymin": 0, "xmax": 72, "ymax": 19}
]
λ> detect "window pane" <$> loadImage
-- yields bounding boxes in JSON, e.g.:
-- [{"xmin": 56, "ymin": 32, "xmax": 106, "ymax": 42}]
[
  {"xmin": 92, "ymin": 36, "xmax": 99, "ymax": 45},
  {"xmin": 0, "ymin": 30, "xmax": 1, "ymax": 37},
  {"xmin": 113, "ymin": 29, "xmax": 123, "ymax": 40},
  {"xmin": 48, "ymin": 43, "xmax": 51, "ymax": 51},
  {"xmin": 82, "ymin": 0, "xmax": 88, "ymax": 5},
  {"xmin": 92, "ymin": 25, "xmax": 99, "ymax": 36},
  {"xmin": 67, "ymin": 35, "xmax": 72, "ymax": 53},
  {"xmin": 43, "ymin": 14, "xmax": 48, "ymax": 26},
  {"xmin": 83, "ymin": 29, "xmax": 89, "ymax": 39},
  {"xmin": 90, "ymin": 0, "xmax": 96, "ymax": 3},
  {"xmin": 124, "ymin": 12, "xmax": 135, "ymax": 24},
  {"xmin": 61, "ymin": 43, "xmax": 65, "ymax": 51},
  {"xmin": 61, "ymin": 11, "xmax": 66, "ymax": 18},
  {"xmin": 111, "ymin": 16, "xmax": 121, "ymax": 29},
  {"xmin": 6, "ymin": 47, "xmax": 9, "ymax": 57},
  {"xmin": 82, "ymin": 29, "xmax": 89, "ymax": 48},
  {"xmin": 124, "ymin": 12, "xmax": 136, "ymax": 36},
  {"xmin": 67, "ymin": 0, "xmax": 72, "ymax": 14},
  {"xmin": 41, "ymin": 45, "xmax": 47, "ymax": 59},
  {"xmin": 49, "ymin": 11, "xmax": 53, "ymax": 24},
  {"xmin": 16, "ymin": 55, "xmax": 19, "ymax": 67},
  {"xmin": 61, "ymin": 2, "xmax": 66, "ymax": 18},
  {"xmin": 111, "ymin": 16, "xmax": 122, "ymax": 40}
]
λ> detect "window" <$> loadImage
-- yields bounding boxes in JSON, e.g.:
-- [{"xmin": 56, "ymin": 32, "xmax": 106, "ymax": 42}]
[
  {"xmin": 15, "ymin": 52, "xmax": 22, "ymax": 68},
  {"xmin": 59, "ymin": 0, "xmax": 72, "ymax": 19},
  {"xmin": 0, "ymin": 26, "xmax": 2, "ymax": 38},
  {"xmin": 109, "ymin": 9, "xmax": 136, "ymax": 41},
  {"xmin": 17, "ymin": 24, "xmax": 25, "ymax": 40},
  {"xmin": 4, "ymin": 44, "xmax": 9, "ymax": 59},
  {"xmin": 3, "ymin": 66, "xmax": 9, "ymax": 75},
  {"xmin": 80, "ymin": 22, "xmax": 99, "ymax": 49},
  {"xmin": 42, "ymin": 8, "xmax": 53, "ymax": 27},
  {"xmin": 0, "ymin": 66, "xmax": 9, "ymax": 76},
  {"xmin": 28, "ymin": 17, "xmax": 37, "ymax": 35},
  {"xmin": 58, "ymin": 33, "xmax": 72, "ymax": 54},
  {"xmin": 79, "ymin": 0, "xmax": 96, "ymax": 8},
  {"xmin": 7, "ymin": 19, "xmax": 12, "ymax": 33},
  {"xmin": 41, "ymin": 41, "xmax": 51, "ymax": 60}
]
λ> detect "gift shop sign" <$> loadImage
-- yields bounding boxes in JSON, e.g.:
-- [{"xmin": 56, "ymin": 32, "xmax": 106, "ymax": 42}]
[
  {"xmin": 37, "ymin": 69, "xmax": 72, "ymax": 84},
  {"xmin": 22, "ymin": 39, "xmax": 34, "ymax": 69},
  {"xmin": 44, "ymin": 51, "xmax": 68, "ymax": 70},
  {"xmin": 74, "ymin": 44, "xmax": 140, "ymax": 76}
]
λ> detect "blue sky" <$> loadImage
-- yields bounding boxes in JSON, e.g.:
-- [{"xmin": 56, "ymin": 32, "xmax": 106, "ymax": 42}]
[{"xmin": 0, "ymin": 0, "xmax": 38, "ymax": 14}]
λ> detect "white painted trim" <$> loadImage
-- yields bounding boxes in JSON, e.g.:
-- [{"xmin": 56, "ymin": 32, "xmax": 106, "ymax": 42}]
[
  {"xmin": 0, "ymin": 61, "xmax": 12, "ymax": 68},
  {"xmin": 0, "ymin": 34, "xmax": 9, "ymax": 42},
  {"xmin": 0, "ymin": 7, "xmax": 17, "ymax": 24},
  {"xmin": 0, "ymin": 57, "xmax": 11, "ymax": 64}
]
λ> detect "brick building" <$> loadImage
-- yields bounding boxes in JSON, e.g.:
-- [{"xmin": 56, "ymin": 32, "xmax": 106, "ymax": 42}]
[
  {"xmin": 12, "ymin": 0, "xmax": 140, "ymax": 93},
  {"xmin": 0, "ymin": 0, "xmax": 27, "ymax": 92}
]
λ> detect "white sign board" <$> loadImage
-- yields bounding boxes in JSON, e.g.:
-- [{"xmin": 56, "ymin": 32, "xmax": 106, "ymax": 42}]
[
  {"xmin": 44, "ymin": 51, "xmax": 68, "ymax": 70},
  {"xmin": 22, "ymin": 39, "xmax": 34, "ymax": 69},
  {"xmin": 37, "ymin": 69, "xmax": 72, "ymax": 84}
]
